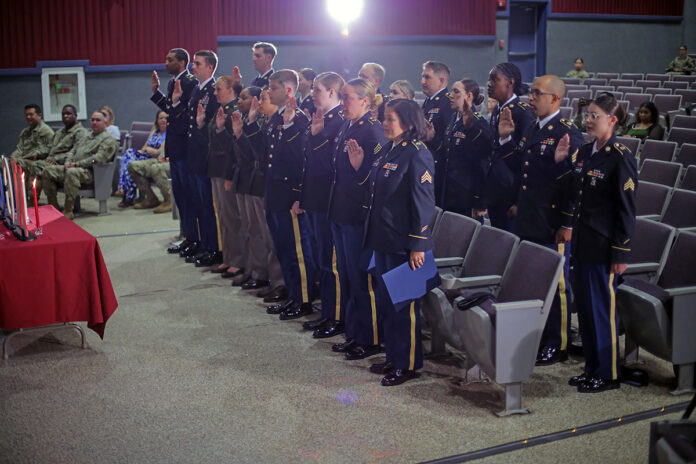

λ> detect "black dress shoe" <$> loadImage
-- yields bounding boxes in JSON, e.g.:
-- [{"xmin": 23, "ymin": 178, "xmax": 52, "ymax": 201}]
[
  {"xmin": 257, "ymin": 286, "xmax": 276, "ymax": 298},
  {"xmin": 180, "ymin": 241, "xmax": 200, "ymax": 257},
  {"xmin": 568, "ymin": 373, "xmax": 589, "ymax": 387},
  {"xmin": 313, "ymin": 321, "xmax": 345, "ymax": 339},
  {"xmin": 185, "ymin": 250, "xmax": 207, "ymax": 263},
  {"xmin": 345, "ymin": 344, "xmax": 380, "ymax": 360},
  {"xmin": 263, "ymin": 286, "xmax": 288, "ymax": 303},
  {"xmin": 210, "ymin": 266, "xmax": 230, "ymax": 274},
  {"xmin": 168, "ymin": 239, "xmax": 190, "ymax": 254},
  {"xmin": 279, "ymin": 302, "xmax": 313, "ymax": 320},
  {"xmin": 222, "ymin": 268, "xmax": 245, "ymax": 278},
  {"xmin": 195, "ymin": 251, "xmax": 223, "ymax": 267},
  {"xmin": 231, "ymin": 275, "xmax": 251, "ymax": 287},
  {"xmin": 369, "ymin": 361, "xmax": 394, "ymax": 375},
  {"xmin": 577, "ymin": 376, "xmax": 620, "ymax": 393},
  {"xmin": 381, "ymin": 369, "xmax": 419, "ymax": 386},
  {"xmin": 303, "ymin": 317, "xmax": 329, "ymax": 331},
  {"xmin": 266, "ymin": 299, "xmax": 294, "ymax": 315},
  {"xmin": 568, "ymin": 342, "xmax": 584, "ymax": 357},
  {"xmin": 331, "ymin": 339, "xmax": 355, "ymax": 353},
  {"xmin": 241, "ymin": 279, "xmax": 270, "ymax": 290},
  {"xmin": 535, "ymin": 346, "xmax": 568, "ymax": 366}
]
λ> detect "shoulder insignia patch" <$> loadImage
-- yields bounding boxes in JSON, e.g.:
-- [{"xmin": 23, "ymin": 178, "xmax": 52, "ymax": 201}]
[
  {"xmin": 623, "ymin": 178, "xmax": 635, "ymax": 192},
  {"xmin": 614, "ymin": 142, "xmax": 629, "ymax": 155},
  {"xmin": 560, "ymin": 118, "xmax": 573, "ymax": 128},
  {"xmin": 518, "ymin": 102, "xmax": 529, "ymax": 109},
  {"xmin": 421, "ymin": 170, "xmax": 433, "ymax": 184}
]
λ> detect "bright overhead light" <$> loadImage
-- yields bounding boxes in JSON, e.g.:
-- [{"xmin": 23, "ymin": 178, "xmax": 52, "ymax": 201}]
[{"xmin": 326, "ymin": 0, "xmax": 364, "ymax": 25}]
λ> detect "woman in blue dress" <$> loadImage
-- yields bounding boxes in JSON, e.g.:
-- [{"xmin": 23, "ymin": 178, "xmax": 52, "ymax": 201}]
[{"xmin": 118, "ymin": 111, "xmax": 167, "ymax": 207}]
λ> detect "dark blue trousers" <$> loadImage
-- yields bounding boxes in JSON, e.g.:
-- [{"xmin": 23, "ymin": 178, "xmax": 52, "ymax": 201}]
[
  {"xmin": 266, "ymin": 210, "xmax": 314, "ymax": 304},
  {"xmin": 539, "ymin": 242, "xmax": 572, "ymax": 351},
  {"xmin": 488, "ymin": 204, "xmax": 516, "ymax": 233},
  {"xmin": 572, "ymin": 261, "xmax": 620, "ymax": 381},
  {"xmin": 372, "ymin": 251, "xmax": 423, "ymax": 371},
  {"xmin": 306, "ymin": 211, "xmax": 345, "ymax": 322},
  {"xmin": 189, "ymin": 174, "xmax": 219, "ymax": 252},
  {"xmin": 330, "ymin": 221, "xmax": 381, "ymax": 346},
  {"xmin": 170, "ymin": 159, "xmax": 197, "ymax": 241}
]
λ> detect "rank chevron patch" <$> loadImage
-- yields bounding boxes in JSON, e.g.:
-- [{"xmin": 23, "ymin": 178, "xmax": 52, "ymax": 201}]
[
  {"xmin": 623, "ymin": 178, "xmax": 635, "ymax": 192},
  {"xmin": 421, "ymin": 170, "xmax": 433, "ymax": 184}
]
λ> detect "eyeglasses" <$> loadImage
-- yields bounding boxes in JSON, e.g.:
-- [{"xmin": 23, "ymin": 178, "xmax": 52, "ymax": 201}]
[
  {"xmin": 583, "ymin": 112, "xmax": 610, "ymax": 121},
  {"xmin": 529, "ymin": 89, "xmax": 556, "ymax": 98}
]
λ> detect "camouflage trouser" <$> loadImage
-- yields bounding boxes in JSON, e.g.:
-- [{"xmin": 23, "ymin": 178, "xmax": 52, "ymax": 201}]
[
  {"xmin": 128, "ymin": 159, "xmax": 171, "ymax": 197},
  {"xmin": 42, "ymin": 165, "xmax": 93, "ymax": 201}
]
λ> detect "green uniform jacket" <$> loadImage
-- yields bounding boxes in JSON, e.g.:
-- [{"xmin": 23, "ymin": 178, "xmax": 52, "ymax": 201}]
[
  {"xmin": 666, "ymin": 55, "xmax": 695, "ymax": 74},
  {"xmin": 11, "ymin": 121, "xmax": 54, "ymax": 159},
  {"xmin": 50, "ymin": 123, "xmax": 89, "ymax": 163},
  {"xmin": 565, "ymin": 70, "xmax": 590, "ymax": 80},
  {"xmin": 66, "ymin": 130, "xmax": 119, "ymax": 168}
]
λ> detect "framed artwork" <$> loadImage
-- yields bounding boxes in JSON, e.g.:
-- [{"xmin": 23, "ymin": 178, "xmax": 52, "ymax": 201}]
[{"xmin": 40, "ymin": 67, "xmax": 87, "ymax": 122}]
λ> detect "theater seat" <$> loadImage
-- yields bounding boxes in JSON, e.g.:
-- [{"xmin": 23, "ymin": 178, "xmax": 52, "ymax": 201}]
[
  {"xmin": 432, "ymin": 211, "xmax": 481, "ymax": 272},
  {"xmin": 636, "ymin": 181, "xmax": 672, "ymax": 219},
  {"xmin": 616, "ymin": 136, "xmax": 640, "ymax": 157},
  {"xmin": 660, "ymin": 188, "xmax": 696, "ymax": 230},
  {"xmin": 625, "ymin": 217, "xmax": 676, "ymax": 282},
  {"xmin": 681, "ymin": 165, "xmax": 696, "ymax": 191},
  {"xmin": 617, "ymin": 231, "xmax": 696, "ymax": 395},
  {"xmin": 639, "ymin": 159, "xmax": 683, "ymax": 188},
  {"xmin": 422, "ymin": 241, "xmax": 563, "ymax": 416},
  {"xmin": 675, "ymin": 143, "xmax": 696, "ymax": 167},
  {"xmin": 640, "ymin": 139, "xmax": 678, "ymax": 165}
]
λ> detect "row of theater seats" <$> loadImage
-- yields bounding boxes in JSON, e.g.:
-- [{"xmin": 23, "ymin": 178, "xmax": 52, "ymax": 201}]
[{"xmin": 420, "ymin": 209, "xmax": 696, "ymax": 416}]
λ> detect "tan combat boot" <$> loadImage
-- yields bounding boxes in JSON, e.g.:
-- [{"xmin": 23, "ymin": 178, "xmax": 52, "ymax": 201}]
[
  {"xmin": 134, "ymin": 191, "xmax": 160, "ymax": 209},
  {"xmin": 153, "ymin": 191, "xmax": 172, "ymax": 214},
  {"xmin": 63, "ymin": 198, "xmax": 75, "ymax": 220},
  {"xmin": 46, "ymin": 195, "xmax": 60, "ymax": 210}
]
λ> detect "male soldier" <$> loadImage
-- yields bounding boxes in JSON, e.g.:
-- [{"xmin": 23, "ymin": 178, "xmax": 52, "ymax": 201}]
[
  {"xmin": 42, "ymin": 110, "xmax": 119, "ymax": 219},
  {"xmin": 420, "ymin": 61, "xmax": 454, "ymax": 206},
  {"xmin": 358, "ymin": 62, "xmax": 387, "ymax": 121},
  {"xmin": 151, "ymin": 48, "xmax": 198, "ymax": 255},
  {"xmin": 251, "ymin": 42, "xmax": 277, "ymax": 88},
  {"xmin": 11, "ymin": 104, "xmax": 54, "ymax": 197},
  {"xmin": 245, "ymin": 70, "xmax": 314, "ymax": 320},
  {"xmin": 666, "ymin": 45, "xmax": 695, "ymax": 75},
  {"xmin": 128, "ymin": 156, "xmax": 172, "ymax": 213},
  {"xmin": 297, "ymin": 68, "xmax": 316, "ymax": 117},
  {"xmin": 498, "ymin": 75, "xmax": 584, "ymax": 365},
  {"xmin": 171, "ymin": 50, "xmax": 220, "ymax": 267},
  {"xmin": 32, "ymin": 105, "xmax": 88, "ymax": 202}
]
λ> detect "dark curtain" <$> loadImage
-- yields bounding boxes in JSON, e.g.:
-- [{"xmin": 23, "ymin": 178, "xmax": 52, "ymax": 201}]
[{"xmin": 552, "ymin": 0, "xmax": 684, "ymax": 16}]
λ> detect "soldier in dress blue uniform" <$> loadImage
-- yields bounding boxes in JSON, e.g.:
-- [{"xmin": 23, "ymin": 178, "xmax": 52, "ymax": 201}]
[
  {"xmin": 328, "ymin": 78, "xmax": 388, "ymax": 361},
  {"xmin": 151, "ymin": 48, "xmax": 199, "ymax": 256},
  {"xmin": 442, "ymin": 78, "xmax": 491, "ymax": 217},
  {"xmin": 358, "ymin": 63, "xmax": 387, "ymax": 122},
  {"xmin": 361, "ymin": 99, "xmax": 436, "ymax": 386},
  {"xmin": 297, "ymin": 68, "xmax": 317, "ymax": 117},
  {"xmin": 171, "ymin": 50, "xmax": 221, "ymax": 267},
  {"xmin": 563, "ymin": 92, "xmax": 637, "ymax": 393},
  {"xmin": 498, "ymin": 75, "xmax": 584, "ymax": 366},
  {"xmin": 293, "ymin": 72, "xmax": 348, "ymax": 339},
  {"xmin": 244, "ymin": 70, "xmax": 315, "ymax": 321},
  {"xmin": 485, "ymin": 62, "xmax": 536, "ymax": 232},
  {"xmin": 421, "ymin": 61, "xmax": 455, "ymax": 207},
  {"xmin": 251, "ymin": 42, "xmax": 277, "ymax": 88}
]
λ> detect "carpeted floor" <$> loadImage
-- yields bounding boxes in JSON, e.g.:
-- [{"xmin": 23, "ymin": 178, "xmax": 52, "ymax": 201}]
[{"xmin": 0, "ymin": 196, "xmax": 689, "ymax": 463}]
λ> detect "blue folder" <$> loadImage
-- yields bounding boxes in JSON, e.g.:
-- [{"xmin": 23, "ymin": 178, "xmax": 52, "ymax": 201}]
[{"xmin": 381, "ymin": 250, "xmax": 441, "ymax": 312}]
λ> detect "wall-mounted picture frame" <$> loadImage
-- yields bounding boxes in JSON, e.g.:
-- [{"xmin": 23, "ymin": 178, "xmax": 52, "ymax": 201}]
[{"xmin": 40, "ymin": 67, "xmax": 87, "ymax": 122}]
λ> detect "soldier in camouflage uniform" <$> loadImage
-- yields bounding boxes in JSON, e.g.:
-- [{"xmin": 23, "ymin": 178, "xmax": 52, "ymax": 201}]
[
  {"xmin": 666, "ymin": 45, "xmax": 695, "ymax": 75},
  {"xmin": 42, "ymin": 110, "xmax": 119, "ymax": 219},
  {"xmin": 10, "ymin": 104, "xmax": 54, "ymax": 197},
  {"xmin": 127, "ymin": 156, "xmax": 172, "ymax": 213}
]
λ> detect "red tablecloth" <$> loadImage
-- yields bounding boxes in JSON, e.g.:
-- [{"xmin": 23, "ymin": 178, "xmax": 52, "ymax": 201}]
[{"xmin": 0, "ymin": 206, "xmax": 118, "ymax": 338}]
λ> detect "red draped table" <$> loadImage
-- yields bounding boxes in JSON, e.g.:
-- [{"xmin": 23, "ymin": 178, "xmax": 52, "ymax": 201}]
[{"xmin": 0, "ymin": 205, "xmax": 118, "ymax": 357}]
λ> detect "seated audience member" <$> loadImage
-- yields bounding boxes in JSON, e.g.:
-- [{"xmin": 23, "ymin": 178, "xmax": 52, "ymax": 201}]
[
  {"xmin": 127, "ymin": 155, "xmax": 172, "ymax": 213},
  {"xmin": 100, "ymin": 105, "xmax": 121, "ymax": 140},
  {"xmin": 388, "ymin": 80, "xmax": 415, "ymax": 100},
  {"xmin": 573, "ymin": 97, "xmax": 628, "ymax": 135},
  {"xmin": 10, "ymin": 103, "xmax": 54, "ymax": 198},
  {"xmin": 666, "ymin": 45, "xmax": 694, "ymax": 75},
  {"xmin": 565, "ymin": 57, "xmax": 590, "ymax": 82},
  {"xmin": 42, "ymin": 110, "xmax": 120, "ymax": 219},
  {"xmin": 624, "ymin": 102, "xmax": 664, "ymax": 141},
  {"xmin": 117, "ymin": 111, "xmax": 167, "ymax": 207},
  {"xmin": 297, "ymin": 68, "xmax": 317, "ymax": 116}
]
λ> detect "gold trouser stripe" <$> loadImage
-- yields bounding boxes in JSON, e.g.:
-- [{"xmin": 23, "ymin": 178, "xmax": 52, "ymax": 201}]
[
  {"xmin": 558, "ymin": 243, "xmax": 568, "ymax": 351},
  {"xmin": 211, "ymin": 185, "xmax": 222, "ymax": 251},
  {"xmin": 290, "ymin": 211, "xmax": 309, "ymax": 303},
  {"xmin": 609, "ymin": 272, "xmax": 618, "ymax": 380},
  {"xmin": 332, "ymin": 247, "xmax": 341, "ymax": 321},
  {"xmin": 367, "ymin": 274, "xmax": 378, "ymax": 345},
  {"xmin": 409, "ymin": 301, "xmax": 416, "ymax": 371}
]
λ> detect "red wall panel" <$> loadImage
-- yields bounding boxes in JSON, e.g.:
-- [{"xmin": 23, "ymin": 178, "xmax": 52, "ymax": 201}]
[{"xmin": 552, "ymin": 0, "xmax": 684, "ymax": 16}]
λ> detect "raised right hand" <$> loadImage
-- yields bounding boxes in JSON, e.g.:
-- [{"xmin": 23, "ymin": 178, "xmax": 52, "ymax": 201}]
[
  {"xmin": 554, "ymin": 133, "xmax": 570, "ymax": 163},
  {"xmin": 215, "ymin": 106, "xmax": 227, "ymax": 130},
  {"xmin": 248, "ymin": 96, "xmax": 260, "ymax": 123},
  {"xmin": 498, "ymin": 107, "xmax": 515, "ymax": 139},
  {"xmin": 310, "ymin": 107, "xmax": 325, "ymax": 135},
  {"xmin": 151, "ymin": 70, "xmax": 160, "ymax": 93},
  {"xmin": 231, "ymin": 111, "xmax": 243, "ymax": 138},
  {"xmin": 346, "ymin": 139, "xmax": 365, "ymax": 171},
  {"xmin": 172, "ymin": 80, "xmax": 182, "ymax": 104}
]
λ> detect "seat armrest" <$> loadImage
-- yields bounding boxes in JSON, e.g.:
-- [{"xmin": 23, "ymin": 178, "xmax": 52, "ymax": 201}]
[
  {"xmin": 491, "ymin": 299, "xmax": 544, "ymax": 312},
  {"xmin": 677, "ymin": 227, "xmax": 696, "ymax": 234},
  {"xmin": 637, "ymin": 214, "xmax": 661, "ymax": 221},
  {"xmin": 624, "ymin": 262, "xmax": 659, "ymax": 274},
  {"xmin": 440, "ymin": 275, "xmax": 502, "ymax": 290},
  {"xmin": 664, "ymin": 286, "xmax": 696, "ymax": 297},
  {"xmin": 435, "ymin": 257, "xmax": 464, "ymax": 268}
]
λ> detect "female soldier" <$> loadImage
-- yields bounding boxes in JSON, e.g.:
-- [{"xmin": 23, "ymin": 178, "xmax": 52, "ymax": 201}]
[
  {"xmin": 388, "ymin": 80, "xmax": 416, "ymax": 100},
  {"xmin": 558, "ymin": 92, "xmax": 637, "ymax": 393},
  {"xmin": 442, "ymin": 78, "xmax": 492, "ymax": 218},
  {"xmin": 356, "ymin": 98, "xmax": 435, "ymax": 386},
  {"xmin": 295, "ymin": 72, "xmax": 348, "ymax": 339},
  {"xmin": 485, "ymin": 62, "xmax": 535, "ymax": 231},
  {"xmin": 328, "ymin": 78, "xmax": 387, "ymax": 361}
]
